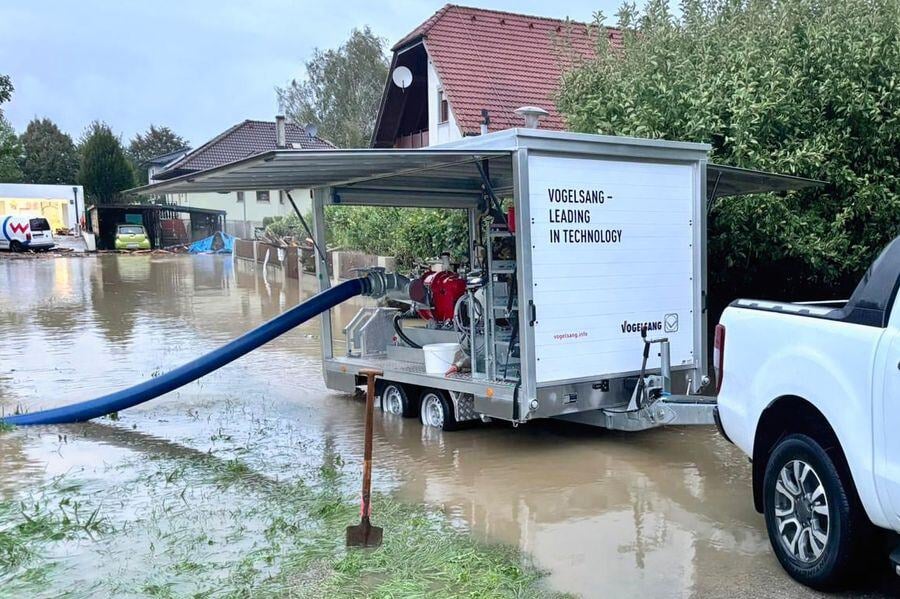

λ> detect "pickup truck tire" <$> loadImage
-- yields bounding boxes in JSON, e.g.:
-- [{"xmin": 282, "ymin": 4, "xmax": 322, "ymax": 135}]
[{"xmin": 763, "ymin": 434, "xmax": 867, "ymax": 590}]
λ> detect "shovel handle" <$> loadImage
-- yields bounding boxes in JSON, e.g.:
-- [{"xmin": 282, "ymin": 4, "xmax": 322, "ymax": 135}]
[{"xmin": 358, "ymin": 368, "xmax": 382, "ymax": 518}]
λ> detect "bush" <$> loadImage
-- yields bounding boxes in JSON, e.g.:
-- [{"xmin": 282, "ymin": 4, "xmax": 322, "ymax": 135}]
[
  {"xmin": 266, "ymin": 207, "xmax": 469, "ymax": 270},
  {"xmin": 263, "ymin": 214, "xmax": 304, "ymax": 238},
  {"xmin": 558, "ymin": 0, "xmax": 900, "ymax": 311},
  {"xmin": 326, "ymin": 206, "xmax": 468, "ymax": 269}
]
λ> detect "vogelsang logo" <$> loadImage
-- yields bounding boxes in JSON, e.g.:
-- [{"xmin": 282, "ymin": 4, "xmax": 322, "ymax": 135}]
[
  {"xmin": 620, "ymin": 313, "xmax": 680, "ymax": 335},
  {"xmin": 620, "ymin": 320, "xmax": 662, "ymax": 334}
]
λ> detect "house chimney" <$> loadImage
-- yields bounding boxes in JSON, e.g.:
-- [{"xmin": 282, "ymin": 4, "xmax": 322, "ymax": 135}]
[
  {"xmin": 275, "ymin": 114, "xmax": 286, "ymax": 148},
  {"xmin": 514, "ymin": 106, "xmax": 549, "ymax": 129},
  {"xmin": 480, "ymin": 109, "xmax": 490, "ymax": 135}
]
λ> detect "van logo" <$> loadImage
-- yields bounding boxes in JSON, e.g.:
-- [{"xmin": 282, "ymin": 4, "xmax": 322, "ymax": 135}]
[
  {"xmin": 9, "ymin": 222, "xmax": 29, "ymax": 234},
  {"xmin": 664, "ymin": 313, "xmax": 679, "ymax": 333}
]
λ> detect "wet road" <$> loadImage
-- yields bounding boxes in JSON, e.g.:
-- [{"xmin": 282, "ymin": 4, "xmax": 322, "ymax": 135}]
[{"xmin": 1, "ymin": 255, "xmax": 897, "ymax": 598}]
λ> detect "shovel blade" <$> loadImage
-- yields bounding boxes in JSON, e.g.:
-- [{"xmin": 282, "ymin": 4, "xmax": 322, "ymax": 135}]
[{"xmin": 346, "ymin": 521, "xmax": 383, "ymax": 548}]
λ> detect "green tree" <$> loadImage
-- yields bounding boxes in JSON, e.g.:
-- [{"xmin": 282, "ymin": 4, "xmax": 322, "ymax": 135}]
[
  {"xmin": 558, "ymin": 0, "xmax": 900, "ymax": 311},
  {"xmin": 128, "ymin": 124, "xmax": 188, "ymax": 185},
  {"xmin": 276, "ymin": 27, "xmax": 389, "ymax": 148},
  {"xmin": 0, "ymin": 114, "xmax": 23, "ymax": 182},
  {"xmin": 0, "ymin": 74, "xmax": 11, "ymax": 106},
  {"xmin": 0, "ymin": 74, "xmax": 23, "ymax": 182},
  {"xmin": 18, "ymin": 118, "xmax": 80, "ymax": 184},
  {"xmin": 79, "ymin": 121, "xmax": 134, "ymax": 204}
]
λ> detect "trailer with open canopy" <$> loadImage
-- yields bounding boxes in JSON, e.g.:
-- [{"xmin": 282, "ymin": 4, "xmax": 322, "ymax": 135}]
[{"xmin": 136, "ymin": 128, "xmax": 823, "ymax": 432}]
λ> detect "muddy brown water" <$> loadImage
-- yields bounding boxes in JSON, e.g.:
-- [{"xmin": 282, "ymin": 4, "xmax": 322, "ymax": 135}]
[{"xmin": 1, "ymin": 255, "xmax": 896, "ymax": 598}]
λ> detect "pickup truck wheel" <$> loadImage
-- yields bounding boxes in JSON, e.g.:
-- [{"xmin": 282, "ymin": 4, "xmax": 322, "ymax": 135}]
[
  {"xmin": 377, "ymin": 382, "xmax": 417, "ymax": 418},
  {"xmin": 763, "ymin": 434, "xmax": 866, "ymax": 590}
]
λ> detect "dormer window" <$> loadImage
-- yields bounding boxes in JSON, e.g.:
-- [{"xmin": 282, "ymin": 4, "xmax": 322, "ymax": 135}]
[{"xmin": 438, "ymin": 89, "xmax": 449, "ymax": 124}]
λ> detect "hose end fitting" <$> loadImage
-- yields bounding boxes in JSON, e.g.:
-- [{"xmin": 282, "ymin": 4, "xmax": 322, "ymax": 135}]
[{"xmin": 360, "ymin": 268, "xmax": 410, "ymax": 301}]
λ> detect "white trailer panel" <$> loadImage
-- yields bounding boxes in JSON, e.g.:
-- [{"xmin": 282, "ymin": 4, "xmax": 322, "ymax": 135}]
[{"xmin": 527, "ymin": 155, "xmax": 697, "ymax": 384}]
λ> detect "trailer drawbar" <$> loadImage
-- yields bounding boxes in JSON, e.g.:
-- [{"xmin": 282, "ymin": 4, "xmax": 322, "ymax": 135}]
[{"xmin": 1, "ymin": 270, "xmax": 409, "ymax": 426}]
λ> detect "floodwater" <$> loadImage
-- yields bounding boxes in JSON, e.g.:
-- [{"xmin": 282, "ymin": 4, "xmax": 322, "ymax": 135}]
[{"xmin": 1, "ymin": 255, "xmax": 897, "ymax": 598}]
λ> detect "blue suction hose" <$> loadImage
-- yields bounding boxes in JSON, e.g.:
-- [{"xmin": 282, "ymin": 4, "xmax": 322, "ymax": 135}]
[{"xmin": 2, "ymin": 277, "xmax": 370, "ymax": 426}]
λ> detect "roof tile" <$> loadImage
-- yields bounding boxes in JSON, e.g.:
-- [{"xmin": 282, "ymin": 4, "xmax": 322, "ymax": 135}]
[
  {"xmin": 396, "ymin": 4, "xmax": 621, "ymax": 134},
  {"xmin": 159, "ymin": 120, "xmax": 334, "ymax": 177}
]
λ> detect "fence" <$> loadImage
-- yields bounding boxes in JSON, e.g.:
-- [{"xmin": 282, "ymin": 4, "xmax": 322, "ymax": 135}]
[{"xmin": 233, "ymin": 240, "xmax": 395, "ymax": 281}]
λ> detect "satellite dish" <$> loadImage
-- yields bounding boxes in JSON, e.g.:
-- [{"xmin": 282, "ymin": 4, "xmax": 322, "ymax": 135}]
[
  {"xmin": 304, "ymin": 123, "xmax": 319, "ymax": 138},
  {"xmin": 392, "ymin": 66, "xmax": 413, "ymax": 90}
]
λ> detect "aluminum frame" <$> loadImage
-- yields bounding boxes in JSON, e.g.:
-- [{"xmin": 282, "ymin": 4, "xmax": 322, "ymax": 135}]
[{"xmin": 508, "ymin": 137, "xmax": 711, "ymax": 402}]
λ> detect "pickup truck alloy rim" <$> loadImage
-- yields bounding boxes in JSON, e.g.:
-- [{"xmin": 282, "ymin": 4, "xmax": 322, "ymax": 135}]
[
  {"xmin": 421, "ymin": 392, "xmax": 444, "ymax": 428},
  {"xmin": 774, "ymin": 459, "xmax": 830, "ymax": 563},
  {"xmin": 383, "ymin": 386, "xmax": 404, "ymax": 415}
]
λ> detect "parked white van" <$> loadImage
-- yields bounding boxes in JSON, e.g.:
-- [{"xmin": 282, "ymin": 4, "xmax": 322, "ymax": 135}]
[{"xmin": 0, "ymin": 215, "xmax": 55, "ymax": 251}]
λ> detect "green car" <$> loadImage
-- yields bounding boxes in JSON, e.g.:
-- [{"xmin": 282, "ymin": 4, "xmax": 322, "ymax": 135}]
[{"xmin": 114, "ymin": 224, "xmax": 151, "ymax": 250}]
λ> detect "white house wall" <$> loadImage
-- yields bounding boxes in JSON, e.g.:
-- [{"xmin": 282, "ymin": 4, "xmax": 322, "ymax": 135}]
[
  {"xmin": 427, "ymin": 56, "xmax": 462, "ymax": 145},
  {"xmin": 0, "ymin": 183, "xmax": 84, "ymax": 230},
  {"xmin": 166, "ymin": 189, "xmax": 312, "ymax": 238}
]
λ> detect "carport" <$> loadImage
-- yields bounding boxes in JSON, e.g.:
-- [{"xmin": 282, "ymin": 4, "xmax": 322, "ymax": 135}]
[{"xmin": 86, "ymin": 204, "xmax": 226, "ymax": 250}]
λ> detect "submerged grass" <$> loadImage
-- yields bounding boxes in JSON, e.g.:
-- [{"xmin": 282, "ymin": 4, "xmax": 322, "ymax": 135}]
[
  {"xmin": 1, "ymin": 447, "xmax": 560, "ymax": 598},
  {"xmin": 0, "ymin": 494, "xmax": 112, "ymax": 579},
  {"xmin": 247, "ymin": 477, "xmax": 552, "ymax": 598}
]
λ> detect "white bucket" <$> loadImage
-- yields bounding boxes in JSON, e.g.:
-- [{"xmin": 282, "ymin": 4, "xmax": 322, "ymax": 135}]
[{"xmin": 423, "ymin": 343, "xmax": 459, "ymax": 375}]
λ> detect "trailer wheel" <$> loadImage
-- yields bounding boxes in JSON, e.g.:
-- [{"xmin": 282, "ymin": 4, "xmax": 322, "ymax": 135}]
[
  {"xmin": 377, "ymin": 382, "xmax": 417, "ymax": 418},
  {"xmin": 763, "ymin": 434, "xmax": 868, "ymax": 590},
  {"xmin": 419, "ymin": 389, "xmax": 459, "ymax": 431},
  {"xmin": 9, "ymin": 240, "xmax": 23, "ymax": 252}
]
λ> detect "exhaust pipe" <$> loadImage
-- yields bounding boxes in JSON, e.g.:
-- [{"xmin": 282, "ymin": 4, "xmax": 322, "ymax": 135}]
[{"xmin": 514, "ymin": 106, "xmax": 549, "ymax": 129}]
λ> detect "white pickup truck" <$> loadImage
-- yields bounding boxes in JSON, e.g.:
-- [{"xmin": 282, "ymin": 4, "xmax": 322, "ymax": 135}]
[{"xmin": 717, "ymin": 236, "xmax": 900, "ymax": 590}]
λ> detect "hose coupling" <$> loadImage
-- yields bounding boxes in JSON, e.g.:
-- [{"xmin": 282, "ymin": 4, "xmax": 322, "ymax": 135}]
[{"xmin": 360, "ymin": 268, "xmax": 411, "ymax": 300}]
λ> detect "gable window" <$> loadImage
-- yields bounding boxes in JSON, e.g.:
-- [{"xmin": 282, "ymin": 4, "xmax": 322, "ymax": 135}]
[
  {"xmin": 438, "ymin": 89, "xmax": 449, "ymax": 124},
  {"xmin": 236, "ymin": 191, "xmax": 245, "ymax": 203},
  {"xmin": 256, "ymin": 190, "xmax": 270, "ymax": 203}
]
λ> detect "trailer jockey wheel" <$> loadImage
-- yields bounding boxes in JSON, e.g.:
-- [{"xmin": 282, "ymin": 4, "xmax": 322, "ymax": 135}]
[
  {"xmin": 377, "ymin": 381, "xmax": 417, "ymax": 418},
  {"xmin": 419, "ymin": 389, "xmax": 459, "ymax": 431}
]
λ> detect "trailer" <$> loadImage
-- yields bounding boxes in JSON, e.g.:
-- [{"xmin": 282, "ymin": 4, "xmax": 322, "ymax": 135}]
[{"xmin": 137, "ymin": 128, "xmax": 822, "ymax": 432}]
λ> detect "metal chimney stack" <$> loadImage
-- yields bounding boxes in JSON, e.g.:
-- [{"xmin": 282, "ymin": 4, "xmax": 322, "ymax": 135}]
[
  {"xmin": 514, "ymin": 106, "xmax": 549, "ymax": 129},
  {"xmin": 275, "ymin": 115, "xmax": 286, "ymax": 148}
]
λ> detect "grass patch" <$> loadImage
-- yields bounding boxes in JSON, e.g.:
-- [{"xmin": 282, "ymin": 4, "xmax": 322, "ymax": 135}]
[
  {"xmin": 195, "ymin": 457, "xmax": 558, "ymax": 598},
  {"xmin": 0, "ymin": 496, "xmax": 112, "ymax": 577},
  {"xmin": 0, "ymin": 422, "xmax": 14, "ymax": 433},
  {"xmin": 257, "ymin": 482, "xmax": 555, "ymax": 598},
  {"xmin": 2, "ymin": 452, "xmax": 560, "ymax": 598}
]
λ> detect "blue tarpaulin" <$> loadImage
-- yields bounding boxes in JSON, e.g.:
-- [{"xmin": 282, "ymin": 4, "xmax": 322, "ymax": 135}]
[{"xmin": 188, "ymin": 231, "xmax": 235, "ymax": 254}]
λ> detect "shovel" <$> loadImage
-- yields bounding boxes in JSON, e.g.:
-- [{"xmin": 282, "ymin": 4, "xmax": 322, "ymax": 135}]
[{"xmin": 346, "ymin": 368, "xmax": 383, "ymax": 548}]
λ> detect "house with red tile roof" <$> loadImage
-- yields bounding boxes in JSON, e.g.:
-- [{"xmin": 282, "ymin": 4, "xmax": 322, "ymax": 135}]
[
  {"xmin": 150, "ymin": 117, "xmax": 333, "ymax": 237},
  {"xmin": 372, "ymin": 4, "xmax": 621, "ymax": 148}
]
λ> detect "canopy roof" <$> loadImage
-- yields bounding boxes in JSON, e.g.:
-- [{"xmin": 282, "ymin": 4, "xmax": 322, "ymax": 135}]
[
  {"xmin": 133, "ymin": 129, "xmax": 824, "ymax": 207},
  {"xmin": 705, "ymin": 164, "xmax": 823, "ymax": 198}
]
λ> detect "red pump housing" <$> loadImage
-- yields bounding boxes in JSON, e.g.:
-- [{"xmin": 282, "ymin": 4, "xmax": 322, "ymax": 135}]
[{"xmin": 414, "ymin": 271, "xmax": 466, "ymax": 323}]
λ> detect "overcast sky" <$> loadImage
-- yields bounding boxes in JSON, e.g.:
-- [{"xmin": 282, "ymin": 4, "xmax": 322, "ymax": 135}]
[{"xmin": 0, "ymin": 1, "xmax": 624, "ymax": 147}]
